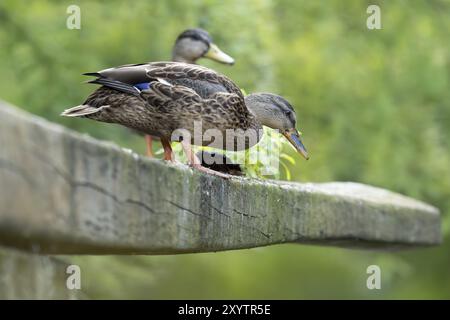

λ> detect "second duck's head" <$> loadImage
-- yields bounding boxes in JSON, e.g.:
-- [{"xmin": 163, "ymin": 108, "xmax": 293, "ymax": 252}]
[
  {"xmin": 245, "ymin": 93, "xmax": 309, "ymax": 160},
  {"xmin": 172, "ymin": 28, "xmax": 235, "ymax": 65}
]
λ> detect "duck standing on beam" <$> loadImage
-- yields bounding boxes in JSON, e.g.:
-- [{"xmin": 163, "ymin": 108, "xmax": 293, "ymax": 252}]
[{"xmin": 61, "ymin": 62, "xmax": 309, "ymax": 178}]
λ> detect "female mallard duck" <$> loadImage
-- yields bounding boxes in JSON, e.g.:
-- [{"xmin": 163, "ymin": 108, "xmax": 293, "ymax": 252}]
[
  {"xmin": 143, "ymin": 28, "xmax": 234, "ymax": 157},
  {"xmin": 61, "ymin": 62, "xmax": 308, "ymax": 178}
]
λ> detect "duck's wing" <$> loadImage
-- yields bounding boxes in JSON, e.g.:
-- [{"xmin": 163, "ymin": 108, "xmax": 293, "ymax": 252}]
[
  {"xmin": 139, "ymin": 81, "xmax": 250, "ymax": 133},
  {"xmin": 139, "ymin": 80, "xmax": 204, "ymax": 107},
  {"xmin": 145, "ymin": 62, "xmax": 243, "ymax": 98},
  {"xmin": 84, "ymin": 62, "xmax": 154, "ymax": 84},
  {"xmin": 84, "ymin": 62, "xmax": 243, "ymax": 99}
]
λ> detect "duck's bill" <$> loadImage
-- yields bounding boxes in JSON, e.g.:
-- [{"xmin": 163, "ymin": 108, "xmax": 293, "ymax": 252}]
[
  {"xmin": 204, "ymin": 43, "xmax": 235, "ymax": 65},
  {"xmin": 283, "ymin": 129, "xmax": 309, "ymax": 160}
]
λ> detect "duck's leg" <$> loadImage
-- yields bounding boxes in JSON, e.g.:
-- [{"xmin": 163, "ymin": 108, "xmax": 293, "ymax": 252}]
[
  {"xmin": 180, "ymin": 139, "xmax": 230, "ymax": 179},
  {"xmin": 161, "ymin": 138, "xmax": 174, "ymax": 161},
  {"xmin": 145, "ymin": 135, "xmax": 154, "ymax": 157}
]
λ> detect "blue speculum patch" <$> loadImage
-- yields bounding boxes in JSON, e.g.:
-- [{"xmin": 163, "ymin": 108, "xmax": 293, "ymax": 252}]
[{"xmin": 134, "ymin": 82, "xmax": 151, "ymax": 91}]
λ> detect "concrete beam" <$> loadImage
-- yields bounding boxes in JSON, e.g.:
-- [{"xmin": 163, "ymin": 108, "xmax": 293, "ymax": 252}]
[{"xmin": 0, "ymin": 101, "xmax": 441, "ymax": 254}]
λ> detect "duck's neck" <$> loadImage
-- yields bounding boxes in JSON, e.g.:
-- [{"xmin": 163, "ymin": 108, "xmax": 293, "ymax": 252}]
[
  {"xmin": 171, "ymin": 54, "xmax": 196, "ymax": 64},
  {"xmin": 244, "ymin": 95, "xmax": 272, "ymax": 130},
  {"xmin": 235, "ymin": 97, "xmax": 263, "ymax": 146}
]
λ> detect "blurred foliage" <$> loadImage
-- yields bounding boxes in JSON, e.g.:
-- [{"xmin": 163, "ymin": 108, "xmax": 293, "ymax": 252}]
[{"xmin": 1, "ymin": 0, "xmax": 449, "ymax": 299}]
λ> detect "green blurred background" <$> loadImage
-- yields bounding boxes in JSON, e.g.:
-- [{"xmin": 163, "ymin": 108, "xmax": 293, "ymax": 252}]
[{"xmin": 0, "ymin": 0, "xmax": 449, "ymax": 299}]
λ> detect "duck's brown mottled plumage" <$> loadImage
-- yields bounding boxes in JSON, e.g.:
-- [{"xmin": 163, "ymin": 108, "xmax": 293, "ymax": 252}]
[
  {"xmin": 91, "ymin": 61, "xmax": 243, "ymax": 99},
  {"xmin": 63, "ymin": 61, "xmax": 310, "ymax": 175},
  {"xmin": 69, "ymin": 62, "xmax": 262, "ymax": 150}
]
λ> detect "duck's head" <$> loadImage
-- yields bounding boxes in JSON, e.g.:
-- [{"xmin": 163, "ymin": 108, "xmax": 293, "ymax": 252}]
[
  {"xmin": 245, "ymin": 93, "xmax": 309, "ymax": 160},
  {"xmin": 172, "ymin": 28, "xmax": 235, "ymax": 65}
]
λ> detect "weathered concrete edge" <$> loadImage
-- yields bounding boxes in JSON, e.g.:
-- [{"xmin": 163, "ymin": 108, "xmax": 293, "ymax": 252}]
[{"xmin": 0, "ymin": 101, "xmax": 442, "ymax": 254}]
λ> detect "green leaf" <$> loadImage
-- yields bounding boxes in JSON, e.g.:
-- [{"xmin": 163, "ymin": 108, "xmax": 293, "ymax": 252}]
[{"xmin": 280, "ymin": 153, "xmax": 296, "ymax": 165}]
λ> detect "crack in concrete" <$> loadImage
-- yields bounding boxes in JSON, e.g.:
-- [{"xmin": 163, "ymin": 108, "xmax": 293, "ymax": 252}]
[
  {"xmin": 0, "ymin": 155, "xmax": 157, "ymax": 217},
  {"xmin": 251, "ymin": 227, "xmax": 272, "ymax": 239},
  {"xmin": 75, "ymin": 181, "xmax": 157, "ymax": 215},
  {"xmin": 166, "ymin": 199, "xmax": 211, "ymax": 220},
  {"xmin": 26, "ymin": 144, "xmax": 263, "ymax": 227},
  {"xmin": 32, "ymin": 148, "xmax": 161, "ymax": 216},
  {"xmin": 207, "ymin": 203, "xmax": 231, "ymax": 218},
  {"xmin": 232, "ymin": 209, "xmax": 258, "ymax": 219},
  {"xmin": 2, "ymin": 153, "xmax": 273, "ymax": 242}
]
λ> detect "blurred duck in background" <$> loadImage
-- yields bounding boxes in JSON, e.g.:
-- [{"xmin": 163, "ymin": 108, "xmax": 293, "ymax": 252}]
[{"xmin": 172, "ymin": 28, "xmax": 235, "ymax": 65}]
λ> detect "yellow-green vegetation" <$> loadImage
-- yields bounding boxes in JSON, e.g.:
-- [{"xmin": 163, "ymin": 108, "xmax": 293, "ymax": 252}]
[
  {"xmin": 0, "ymin": 0, "xmax": 449, "ymax": 299},
  {"xmin": 159, "ymin": 124, "xmax": 296, "ymax": 179}
]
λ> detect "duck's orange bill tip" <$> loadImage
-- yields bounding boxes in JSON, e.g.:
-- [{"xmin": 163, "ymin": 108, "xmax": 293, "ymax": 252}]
[{"xmin": 283, "ymin": 130, "xmax": 309, "ymax": 160}]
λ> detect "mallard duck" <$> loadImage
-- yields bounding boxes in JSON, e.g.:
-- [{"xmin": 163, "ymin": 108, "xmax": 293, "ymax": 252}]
[
  {"xmin": 143, "ymin": 28, "xmax": 234, "ymax": 157},
  {"xmin": 61, "ymin": 62, "xmax": 309, "ymax": 178}
]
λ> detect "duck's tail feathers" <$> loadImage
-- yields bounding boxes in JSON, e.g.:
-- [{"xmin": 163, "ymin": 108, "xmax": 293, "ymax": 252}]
[
  {"xmin": 86, "ymin": 77, "xmax": 141, "ymax": 96},
  {"xmin": 61, "ymin": 104, "xmax": 109, "ymax": 117}
]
